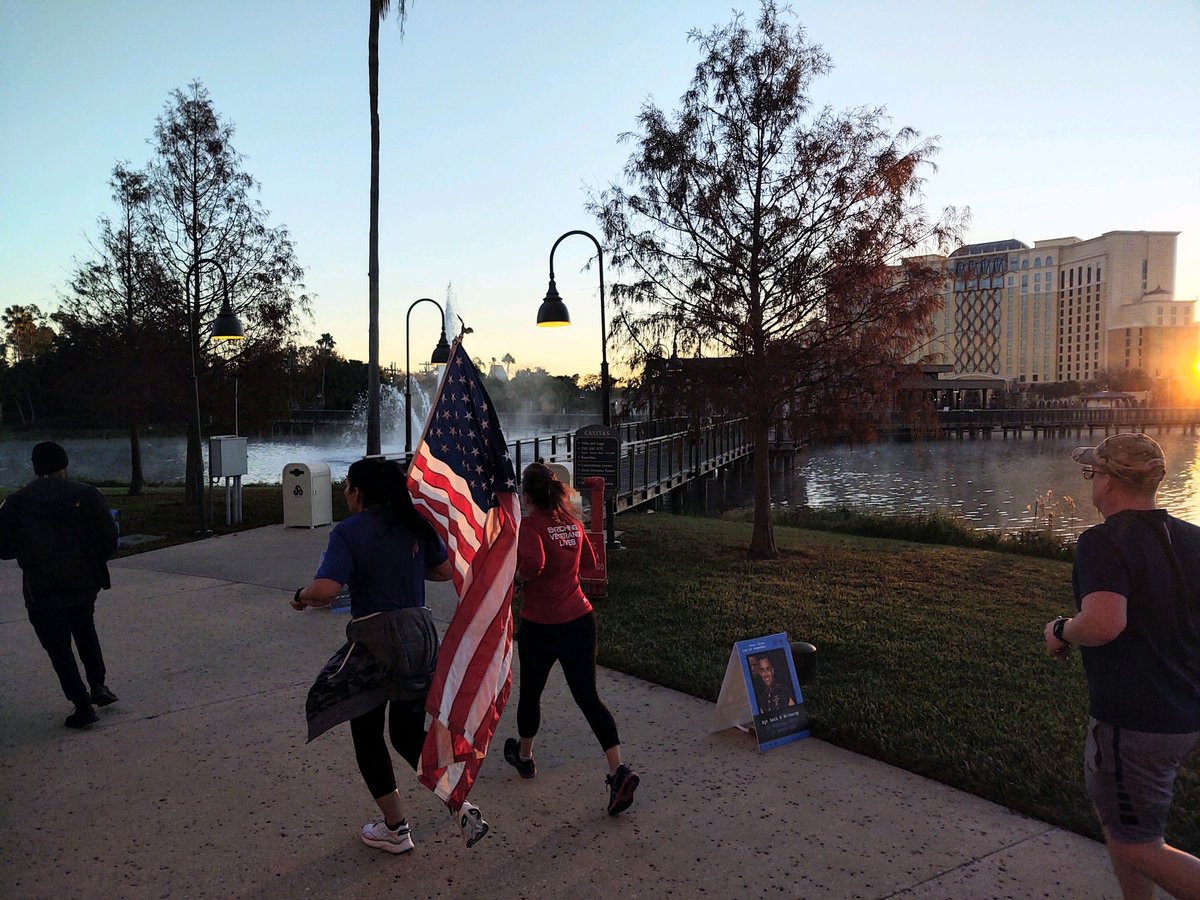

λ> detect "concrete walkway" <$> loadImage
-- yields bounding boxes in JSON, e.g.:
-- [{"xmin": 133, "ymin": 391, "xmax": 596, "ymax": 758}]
[{"xmin": 1, "ymin": 525, "xmax": 1118, "ymax": 899}]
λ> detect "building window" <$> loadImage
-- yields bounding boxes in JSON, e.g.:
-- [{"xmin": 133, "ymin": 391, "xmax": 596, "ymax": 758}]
[{"xmin": 1022, "ymin": 259, "xmax": 1029, "ymax": 269}]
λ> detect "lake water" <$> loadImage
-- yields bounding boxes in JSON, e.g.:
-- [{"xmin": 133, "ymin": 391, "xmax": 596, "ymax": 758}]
[
  {"xmin": 763, "ymin": 430, "xmax": 1200, "ymax": 537},
  {"xmin": 3, "ymin": 426, "xmax": 1197, "ymax": 537},
  {"xmin": 671, "ymin": 429, "xmax": 1200, "ymax": 538}
]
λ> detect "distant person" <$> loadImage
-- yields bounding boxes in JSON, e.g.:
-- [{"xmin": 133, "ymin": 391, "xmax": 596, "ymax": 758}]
[
  {"xmin": 502, "ymin": 462, "xmax": 640, "ymax": 816},
  {"xmin": 294, "ymin": 457, "xmax": 489, "ymax": 853},
  {"xmin": 1044, "ymin": 433, "xmax": 1200, "ymax": 899},
  {"xmin": 755, "ymin": 655, "xmax": 796, "ymax": 713},
  {"xmin": 0, "ymin": 441, "xmax": 119, "ymax": 729}
]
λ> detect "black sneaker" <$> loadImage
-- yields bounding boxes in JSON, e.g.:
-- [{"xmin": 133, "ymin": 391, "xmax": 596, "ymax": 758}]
[
  {"xmin": 65, "ymin": 705, "xmax": 99, "ymax": 729},
  {"xmin": 91, "ymin": 685, "xmax": 119, "ymax": 707},
  {"xmin": 605, "ymin": 764, "xmax": 639, "ymax": 815},
  {"xmin": 503, "ymin": 737, "xmax": 536, "ymax": 779}
]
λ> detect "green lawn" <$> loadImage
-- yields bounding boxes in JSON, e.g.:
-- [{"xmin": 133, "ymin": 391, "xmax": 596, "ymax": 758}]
[{"xmin": 600, "ymin": 512, "xmax": 1199, "ymax": 853}]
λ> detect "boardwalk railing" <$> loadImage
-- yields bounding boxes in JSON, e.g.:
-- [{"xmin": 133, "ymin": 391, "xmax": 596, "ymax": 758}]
[
  {"xmin": 506, "ymin": 417, "xmax": 752, "ymax": 513},
  {"xmin": 937, "ymin": 407, "xmax": 1200, "ymax": 429},
  {"xmin": 869, "ymin": 407, "xmax": 1200, "ymax": 439}
]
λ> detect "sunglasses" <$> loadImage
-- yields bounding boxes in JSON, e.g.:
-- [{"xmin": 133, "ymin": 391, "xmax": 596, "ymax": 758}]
[{"xmin": 1081, "ymin": 467, "xmax": 1106, "ymax": 480}]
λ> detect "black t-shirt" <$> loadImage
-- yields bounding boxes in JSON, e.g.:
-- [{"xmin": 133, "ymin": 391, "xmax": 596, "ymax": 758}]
[{"xmin": 1073, "ymin": 509, "xmax": 1200, "ymax": 733}]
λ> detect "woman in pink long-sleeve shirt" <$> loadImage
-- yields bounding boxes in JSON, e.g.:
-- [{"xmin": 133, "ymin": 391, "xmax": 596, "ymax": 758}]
[{"xmin": 502, "ymin": 463, "xmax": 640, "ymax": 816}]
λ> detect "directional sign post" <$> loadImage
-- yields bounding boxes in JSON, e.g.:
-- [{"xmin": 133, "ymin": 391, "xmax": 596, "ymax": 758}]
[{"xmin": 574, "ymin": 424, "xmax": 621, "ymax": 548}]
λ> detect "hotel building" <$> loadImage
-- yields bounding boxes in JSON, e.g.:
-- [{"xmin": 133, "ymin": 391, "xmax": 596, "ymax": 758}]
[{"xmin": 925, "ymin": 230, "xmax": 1197, "ymax": 386}]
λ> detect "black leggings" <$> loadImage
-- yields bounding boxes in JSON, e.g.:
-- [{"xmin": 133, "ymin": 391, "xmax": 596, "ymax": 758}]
[
  {"xmin": 349, "ymin": 698, "xmax": 427, "ymax": 799},
  {"xmin": 29, "ymin": 602, "xmax": 106, "ymax": 707},
  {"xmin": 516, "ymin": 612, "xmax": 619, "ymax": 751}
]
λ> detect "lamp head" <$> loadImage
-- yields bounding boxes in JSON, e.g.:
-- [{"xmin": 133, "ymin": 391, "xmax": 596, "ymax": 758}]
[
  {"xmin": 211, "ymin": 298, "xmax": 245, "ymax": 341},
  {"xmin": 536, "ymin": 279, "xmax": 570, "ymax": 327},
  {"xmin": 431, "ymin": 330, "xmax": 451, "ymax": 366}
]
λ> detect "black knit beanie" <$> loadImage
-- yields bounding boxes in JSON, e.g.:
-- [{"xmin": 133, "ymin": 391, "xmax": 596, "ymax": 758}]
[{"xmin": 32, "ymin": 441, "xmax": 69, "ymax": 477}]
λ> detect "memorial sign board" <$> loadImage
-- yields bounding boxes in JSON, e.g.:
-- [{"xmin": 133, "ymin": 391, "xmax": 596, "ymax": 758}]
[{"xmin": 573, "ymin": 425, "xmax": 621, "ymax": 494}]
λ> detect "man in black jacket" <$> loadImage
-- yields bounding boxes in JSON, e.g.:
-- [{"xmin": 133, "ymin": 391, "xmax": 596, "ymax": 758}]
[{"xmin": 0, "ymin": 442, "xmax": 120, "ymax": 729}]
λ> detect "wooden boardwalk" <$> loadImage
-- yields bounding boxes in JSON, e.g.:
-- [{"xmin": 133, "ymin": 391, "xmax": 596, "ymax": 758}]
[
  {"xmin": 883, "ymin": 407, "xmax": 1200, "ymax": 440},
  {"xmin": 507, "ymin": 417, "xmax": 753, "ymax": 513},
  {"xmin": 504, "ymin": 406, "xmax": 1200, "ymax": 515}
]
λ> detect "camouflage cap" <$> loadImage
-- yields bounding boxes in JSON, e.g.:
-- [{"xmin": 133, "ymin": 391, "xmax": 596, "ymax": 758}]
[{"xmin": 1071, "ymin": 432, "xmax": 1166, "ymax": 484}]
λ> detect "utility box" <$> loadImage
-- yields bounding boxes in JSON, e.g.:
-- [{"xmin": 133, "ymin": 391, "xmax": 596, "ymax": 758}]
[
  {"xmin": 282, "ymin": 462, "xmax": 333, "ymax": 528},
  {"xmin": 209, "ymin": 435, "xmax": 248, "ymax": 478}
]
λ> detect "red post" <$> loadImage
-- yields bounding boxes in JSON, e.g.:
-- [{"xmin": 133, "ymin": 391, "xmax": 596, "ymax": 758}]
[{"xmin": 580, "ymin": 476, "xmax": 608, "ymax": 600}]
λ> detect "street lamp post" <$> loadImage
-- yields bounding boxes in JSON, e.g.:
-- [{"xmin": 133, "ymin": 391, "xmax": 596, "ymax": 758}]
[
  {"xmin": 186, "ymin": 257, "xmax": 245, "ymax": 537},
  {"xmin": 405, "ymin": 297, "xmax": 451, "ymax": 457},
  {"xmin": 536, "ymin": 229, "xmax": 618, "ymax": 548}
]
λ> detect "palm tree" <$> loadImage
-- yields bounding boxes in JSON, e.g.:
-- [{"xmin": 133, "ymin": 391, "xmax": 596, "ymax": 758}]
[
  {"xmin": 502, "ymin": 353, "xmax": 515, "ymax": 377},
  {"xmin": 368, "ymin": 0, "xmax": 409, "ymax": 454},
  {"xmin": 316, "ymin": 332, "xmax": 336, "ymax": 409}
]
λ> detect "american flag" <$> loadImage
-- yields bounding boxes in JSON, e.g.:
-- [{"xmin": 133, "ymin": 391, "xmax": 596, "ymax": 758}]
[{"xmin": 407, "ymin": 340, "xmax": 519, "ymax": 811}]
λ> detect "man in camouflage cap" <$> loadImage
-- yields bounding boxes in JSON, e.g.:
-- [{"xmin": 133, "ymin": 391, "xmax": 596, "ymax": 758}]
[{"xmin": 1045, "ymin": 433, "xmax": 1200, "ymax": 897}]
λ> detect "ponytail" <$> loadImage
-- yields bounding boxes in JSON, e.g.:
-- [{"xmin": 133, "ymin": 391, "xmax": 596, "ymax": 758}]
[{"xmin": 521, "ymin": 462, "xmax": 580, "ymax": 522}]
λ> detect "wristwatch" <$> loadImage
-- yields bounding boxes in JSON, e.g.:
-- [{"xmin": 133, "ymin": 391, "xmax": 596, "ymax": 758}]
[{"xmin": 1052, "ymin": 616, "xmax": 1070, "ymax": 643}]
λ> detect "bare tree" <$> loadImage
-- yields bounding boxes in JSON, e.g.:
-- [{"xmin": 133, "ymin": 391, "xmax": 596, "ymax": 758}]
[
  {"xmin": 144, "ymin": 82, "xmax": 309, "ymax": 506},
  {"xmin": 593, "ymin": 1, "xmax": 962, "ymax": 558},
  {"xmin": 60, "ymin": 163, "xmax": 175, "ymax": 494}
]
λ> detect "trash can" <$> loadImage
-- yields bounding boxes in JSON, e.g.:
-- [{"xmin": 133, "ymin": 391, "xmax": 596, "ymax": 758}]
[{"xmin": 282, "ymin": 462, "xmax": 333, "ymax": 528}]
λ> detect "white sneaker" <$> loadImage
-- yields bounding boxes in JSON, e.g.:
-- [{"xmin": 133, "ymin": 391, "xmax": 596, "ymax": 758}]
[
  {"xmin": 456, "ymin": 801, "xmax": 489, "ymax": 848},
  {"xmin": 361, "ymin": 819, "xmax": 414, "ymax": 854}
]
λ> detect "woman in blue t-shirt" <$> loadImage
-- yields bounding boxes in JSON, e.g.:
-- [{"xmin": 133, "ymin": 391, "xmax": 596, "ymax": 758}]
[{"xmin": 292, "ymin": 458, "xmax": 487, "ymax": 852}]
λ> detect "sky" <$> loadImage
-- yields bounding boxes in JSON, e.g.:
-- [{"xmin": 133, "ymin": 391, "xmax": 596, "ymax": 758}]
[{"xmin": 2, "ymin": 0, "xmax": 1198, "ymax": 379}]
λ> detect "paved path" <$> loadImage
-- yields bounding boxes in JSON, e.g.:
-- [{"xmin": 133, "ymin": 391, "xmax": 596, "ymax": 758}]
[{"xmin": 0, "ymin": 525, "xmax": 1118, "ymax": 898}]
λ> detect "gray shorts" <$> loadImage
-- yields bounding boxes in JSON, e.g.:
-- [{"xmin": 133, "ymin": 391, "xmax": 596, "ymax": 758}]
[{"xmin": 1084, "ymin": 717, "xmax": 1200, "ymax": 844}]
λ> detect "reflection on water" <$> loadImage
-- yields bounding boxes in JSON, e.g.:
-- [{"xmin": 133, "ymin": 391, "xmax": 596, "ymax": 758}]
[
  {"xmin": 2, "ymin": 428, "xmax": 1197, "ymax": 536},
  {"xmin": 695, "ymin": 430, "xmax": 1200, "ymax": 537}
]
